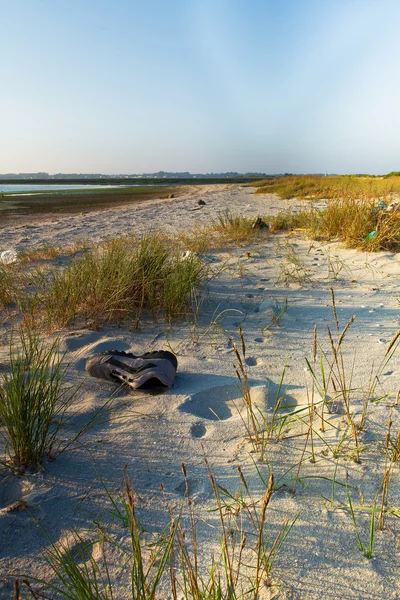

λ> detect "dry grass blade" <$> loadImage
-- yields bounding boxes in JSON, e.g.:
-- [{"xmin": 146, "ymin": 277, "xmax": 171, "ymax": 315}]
[
  {"xmin": 330, "ymin": 288, "xmax": 339, "ymax": 331},
  {"xmin": 385, "ymin": 329, "xmax": 400, "ymax": 356},
  {"xmin": 254, "ymin": 473, "xmax": 274, "ymax": 600},
  {"xmin": 337, "ymin": 316, "xmax": 356, "ymax": 349},
  {"xmin": 230, "ymin": 330, "xmax": 261, "ymax": 450}
]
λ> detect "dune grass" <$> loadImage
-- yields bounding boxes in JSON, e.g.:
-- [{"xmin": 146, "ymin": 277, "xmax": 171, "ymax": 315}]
[
  {"xmin": 267, "ymin": 209, "xmax": 317, "ymax": 233},
  {"xmin": 18, "ymin": 242, "xmax": 87, "ymax": 264},
  {"xmin": 247, "ymin": 174, "xmax": 400, "ymax": 250},
  {"xmin": 21, "ymin": 463, "xmax": 296, "ymax": 599},
  {"xmin": 6, "ymin": 233, "xmax": 207, "ymax": 331},
  {"xmin": 179, "ymin": 209, "xmax": 268, "ymax": 252},
  {"xmin": 285, "ymin": 197, "xmax": 400, "ymax": 251},
  {"xmin": 253, "ymin": 199, "xmax": 400, "ymax": 251},
  {"xmin": 249, "ymin": 174, "xmax": 400, "ymax": 200},
  {"xmin": 0, "ymin": 328, "xmax": 78, "ymax": 468},
  {"xmin": 0, "ymin": 264, "xmax": 18, "ymax": 308}
]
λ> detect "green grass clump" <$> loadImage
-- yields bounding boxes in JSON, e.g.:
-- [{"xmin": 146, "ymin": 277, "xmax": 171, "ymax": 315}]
[
  {"xmin": 29, "ymin": 233, "xmax": 207, "ymax": 330},
  {"xmin": 0, "ymin": 329, "xmax": 77, "ymax": 468}
]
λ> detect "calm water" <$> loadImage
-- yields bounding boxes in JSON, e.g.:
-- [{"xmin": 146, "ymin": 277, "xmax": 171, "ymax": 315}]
[{"xmin": 0, "ymin": 184, "xmax": 133, "ymax": 194}]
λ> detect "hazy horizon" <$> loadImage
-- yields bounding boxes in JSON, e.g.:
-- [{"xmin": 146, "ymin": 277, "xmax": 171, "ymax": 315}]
[{"xmin": 2, "ymin": 1, "xmax": 400, "ymax": 175}]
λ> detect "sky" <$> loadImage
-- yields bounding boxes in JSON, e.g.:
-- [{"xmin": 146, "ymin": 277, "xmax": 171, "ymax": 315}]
[{"xmin": 1, "ymin": 0, "xmax": 400, "ymax": 175}]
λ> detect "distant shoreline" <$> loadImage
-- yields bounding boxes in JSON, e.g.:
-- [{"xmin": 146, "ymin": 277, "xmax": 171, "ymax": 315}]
[
  {"xmin": 0, "ymin": 176, "xmax": 258, "ymax": 186},
  {"xmin": 0, "ymin": 184, "xmax": 189, "ymax": 223}
]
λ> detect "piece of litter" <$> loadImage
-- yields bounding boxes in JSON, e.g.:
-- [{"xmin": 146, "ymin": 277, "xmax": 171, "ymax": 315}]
[
  {"xmin": 131, "ymin": 458, "xmax": 137, "ymax": 462},
  {"xmin": 376, "ymin": 324, "xmax": 382, "ymax": 327},
  {"xmin": 378, "ymin": 339, "xmax": 387, "ymax": 344},
  {"xmin": 361, "ymin": 305, "xmax": 366, "ymax": 308},
  {"xmin": 0, "ymin": 249, "xmax": 17, "ymax": 264}
]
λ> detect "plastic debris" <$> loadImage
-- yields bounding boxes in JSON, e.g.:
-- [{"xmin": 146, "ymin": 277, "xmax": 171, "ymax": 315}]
[
  {"xmin": 0, "ymin": 250, "xmax": 18, "ymax": 264},
  {"xmin": 364, "ymin": 231, "xmax": 377, "ymax": 241},
  {"xmin": 386, "ymin": 201, "xmax": 400, "ymax": 212},
  {"xmin": 372, "ymin": 200, "xmax": 388, "ymax": 212}
]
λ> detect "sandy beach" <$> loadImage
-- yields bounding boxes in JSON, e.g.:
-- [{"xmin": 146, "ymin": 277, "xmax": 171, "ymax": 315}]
[{"xmin": 1, "ymin": 183, "xmax": 399, "ymax": 599}]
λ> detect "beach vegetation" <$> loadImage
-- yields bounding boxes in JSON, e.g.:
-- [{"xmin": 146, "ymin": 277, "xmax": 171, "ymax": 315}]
[
  {"xmin": 0, "ymin": 328, "xmax": 79, "ymax": 468},
  {"xmin": 249, "ymin": 174, "xmax": 400, "ymax": 200},
  {"xmin": 0, "ymin": 263, "xmax": 18, "ymax": 309},
  {"xmin": 18, "ymin": 242, "xmax": 86, "ymax": 264},
  {"xmin": 10, "ymin": 233, "xmax": 207, "ymax": 331},
  {"xmin": 179, "ymin": 209, "xmax": 269, "ymax": 252},
  {"xmin": 20, "ymin": 464, "xmax": 296, "ymax": 599},
  {"xmin": 247, "ymin": 174, "xmax": 400, "ymax": 251},
  {"xmin": 257, "ymin": 198, "xmax": 400, "ymax": 252}
]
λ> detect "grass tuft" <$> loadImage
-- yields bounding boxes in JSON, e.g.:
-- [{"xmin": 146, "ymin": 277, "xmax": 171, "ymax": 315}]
[
  {"xmin": 20, "ymin": 233, "xmax": 207, "ymax": 331},
  {"xmin": 0, "ymin": 328, "xmax": 79, "ymax": 468}
]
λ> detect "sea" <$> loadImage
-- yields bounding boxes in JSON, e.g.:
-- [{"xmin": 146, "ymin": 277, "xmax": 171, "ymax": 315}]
[{"xmin": 0, "ymin": 184, "xmax": 132, "ymax": 194}]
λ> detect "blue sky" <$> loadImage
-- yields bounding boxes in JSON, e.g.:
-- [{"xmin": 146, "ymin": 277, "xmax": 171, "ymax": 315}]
[{"xmin": 1, "ymin": 0, "xmax": 400, "ymax": 174}]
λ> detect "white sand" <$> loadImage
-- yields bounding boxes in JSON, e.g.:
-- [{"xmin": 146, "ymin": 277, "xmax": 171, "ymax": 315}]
[{"xmin": 0, "ymin": 184, "xmax": 399, "ymax": 599}]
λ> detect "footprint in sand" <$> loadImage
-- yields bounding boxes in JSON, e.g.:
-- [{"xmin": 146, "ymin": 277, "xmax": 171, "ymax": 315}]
[
  {"xmin": 245, "ymin": 357, "xmax": 258, "ymax": 367},
  {"xmin": 64, "ymin": 331, "xmax": 103, "ymax": 352},
  {"xmin": 0, "ymin": 475, "xmax": 23, "ymax": 513},
  {"xmin": 64, "ymin": 331, "xmax": 131, "ymax": 355},
  {"xmin": 190, "ymin": 422, "xmax": 207, "ymax": 438},
  {"xmin": 175, "ymin": 477, "xmax": 211, "ymax": 499},
  {"xmin": 180, "ymin": 383, "xmax": 267, "ymax": 421},
  {"xmin": 179, "ymin": 383, "xmax": 239, "ymax": 420}
]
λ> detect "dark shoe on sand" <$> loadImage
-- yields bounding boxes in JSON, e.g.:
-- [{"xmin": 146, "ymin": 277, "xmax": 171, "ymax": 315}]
[{"xmin": 86, "ymin": 350, "xmax": 178, "ymax": 390}]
